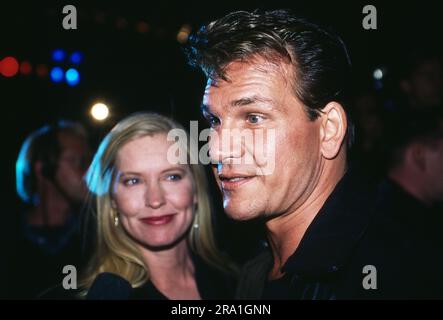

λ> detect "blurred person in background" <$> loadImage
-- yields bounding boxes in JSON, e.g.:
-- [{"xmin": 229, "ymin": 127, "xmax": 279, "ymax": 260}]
[
  {"xmin": 375, "ymin": 107, "xmax": 443, "ymax": 297},
  {"xmin": 381, "ymin": 106, "xmax": 443, "ymax": 228},
  {"xmin": 11, "ymin": 120, "xmax": 92, "ymax": 298}
]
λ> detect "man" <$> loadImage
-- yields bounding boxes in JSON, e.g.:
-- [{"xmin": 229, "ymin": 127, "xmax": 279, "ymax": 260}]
[
  {"xmin": 11, "ymin": 120, "xmax": 92, "ymax": 298},
  {"xmin": 186, "ymin": 10, "xmax": 443, "ymax": 299},
  {"xmin": 380, "ymin": 107, "xmax": 443, "ymax": 242},
  {"xmin": 385, "ymin": 108, "xmax": 443, "ymax": 207}
]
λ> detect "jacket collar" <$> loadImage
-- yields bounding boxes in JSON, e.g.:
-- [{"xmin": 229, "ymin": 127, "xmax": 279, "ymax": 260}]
[{"xmin": 280, "ymin": 168, "xmax": 378, "ymax": 278}]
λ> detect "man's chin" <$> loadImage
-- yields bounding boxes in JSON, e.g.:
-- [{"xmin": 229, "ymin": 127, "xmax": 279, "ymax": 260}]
[{"xmin": 224, "ymin": 206, "xmax": 259, "ymax": 221}]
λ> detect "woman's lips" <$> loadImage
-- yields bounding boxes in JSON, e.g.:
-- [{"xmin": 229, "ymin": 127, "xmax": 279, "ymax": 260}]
[{"xmin": 140, "ymin": 214, "xmax": 175, "ymax": 226}]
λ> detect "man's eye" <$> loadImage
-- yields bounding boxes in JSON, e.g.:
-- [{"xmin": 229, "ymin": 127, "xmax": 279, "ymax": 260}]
[
  {"xmin": 167, "ymin": 174, "xmax": 182, "ymax": 181},
  {"xmin": 247, "ymin": 114, "xmax": 264, "ymax": 124},
  {"xmin": 124, "ymin": 178, "xmax": 140, "ymax": 186},
  {"xmin": 207, "ymin": 115, "xmax": 220, "ymax": 127}
]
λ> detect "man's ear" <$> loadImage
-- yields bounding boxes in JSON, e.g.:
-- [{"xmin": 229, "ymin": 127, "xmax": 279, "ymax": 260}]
[{"xmin": 319, "ymin": 102, "xmax": 347, "ymax": 160}]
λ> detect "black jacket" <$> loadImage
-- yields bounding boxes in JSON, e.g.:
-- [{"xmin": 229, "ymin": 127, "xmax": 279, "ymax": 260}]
[
  {"xmin": 236, "ymin": 170, "xmax": 443, "ymax": 299},
  {"xmin": 8, "ymin": 214, "xmax": 88, "ymax": 299}
]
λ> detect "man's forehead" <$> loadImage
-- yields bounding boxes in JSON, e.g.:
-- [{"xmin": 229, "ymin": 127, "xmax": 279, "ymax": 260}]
[
  {"xmin": 58, "ymin": 131, "xmax": 89, "ymax": 152},
  {"xmin": 207, "ymin": 58, "xmax": 292, "ymax": 86},
  {"xmin": 59, "ymin": 131, "xmax": 81, "ymax": 143},
  {"xmin": 204, "ymin": 60, "xmax": 292, "ymax": 99}
]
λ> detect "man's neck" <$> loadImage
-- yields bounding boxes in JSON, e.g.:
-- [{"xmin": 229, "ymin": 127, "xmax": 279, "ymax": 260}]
[
  {"xmin": 28, "ymin": 186, "xmax": 74, "ymax": 227},
  {"xmin": 388, "ymin": 168, "xmax": 430, "ymax": 207},
  {"xmin": 266, "ymin": 158, "xmax": 346, "ymax": 280}
]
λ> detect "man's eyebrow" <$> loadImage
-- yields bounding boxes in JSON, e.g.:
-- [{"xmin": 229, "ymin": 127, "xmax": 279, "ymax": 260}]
[
  {"xmin": 201, "ymin": 95, "xmax": 275, "ymax": 113},
  {"xmin": 230, "ymin": 95, "xmax": 274, "ymax": 107}
]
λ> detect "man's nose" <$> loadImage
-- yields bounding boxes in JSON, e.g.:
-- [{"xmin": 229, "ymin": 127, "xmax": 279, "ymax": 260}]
[{"xmin": 208, "ymin": 126, "xmax": 244, "ymax": 165}]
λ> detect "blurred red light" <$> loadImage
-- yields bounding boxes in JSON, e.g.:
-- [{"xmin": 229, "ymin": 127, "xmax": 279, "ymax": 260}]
[
  {"xmin": 0, "ymin": 56, "xmax": 19, "ymax": 77},
  {"xmin": 136, "ymin": 21, "xmax": 149, "ymax": 34},
  {"xmin": 20, "ymin": 61, "xmax": 32, "ymax": 75}
]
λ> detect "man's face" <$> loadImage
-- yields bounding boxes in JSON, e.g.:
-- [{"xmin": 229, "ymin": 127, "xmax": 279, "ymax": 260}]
[
  {"xmin": 54, "ymin": 131, "xmax": 91, "ymax": 205},
  {"xmin": 202, "ymin": 58, "xmax": 323, "ymax": 221}
]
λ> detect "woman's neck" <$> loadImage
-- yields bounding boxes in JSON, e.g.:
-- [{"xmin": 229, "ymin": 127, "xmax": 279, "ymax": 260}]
[{"xmin": 139, "ymin": 240, "xmax": 201, "ymax": 299}]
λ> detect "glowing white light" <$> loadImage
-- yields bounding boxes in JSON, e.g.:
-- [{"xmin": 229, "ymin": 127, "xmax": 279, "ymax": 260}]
[
  {"xmin": 373, "ymin": 68, "xmax": 383, "ymax": 80},
  {"xmin": 90, "ymin": 103, "xmax": 109, "ymax": 121}
]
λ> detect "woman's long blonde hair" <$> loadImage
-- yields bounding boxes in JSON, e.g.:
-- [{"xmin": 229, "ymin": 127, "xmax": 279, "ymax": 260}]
[{"xmin": 80, "ymin": 112, "xmax": 236, "ymax": 295}]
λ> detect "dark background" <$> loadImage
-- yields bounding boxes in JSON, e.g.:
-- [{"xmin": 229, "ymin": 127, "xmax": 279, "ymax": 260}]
[{"xmin": 1, "ymin": 0, "xmax": 442, "ymax": 287}]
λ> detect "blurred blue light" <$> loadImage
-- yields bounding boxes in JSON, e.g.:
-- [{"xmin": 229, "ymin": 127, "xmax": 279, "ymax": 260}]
[
  {"xmin": 50, "ymin": 67, "xmax": 64, "ymax": 83},
  {"xmin": 65, "ymin": 68, "xmax": 80, "ymax": 86},
  {"xmin": 374, "ymin": 79, "xmax": 383, "ymax": 91},
  {"xmin": 70, "ymin": 51, "xmax": 83, "ymax": 65},
  {"xmin": 52, "ymin": 49, "xmax": 66, "ymax": 62}
]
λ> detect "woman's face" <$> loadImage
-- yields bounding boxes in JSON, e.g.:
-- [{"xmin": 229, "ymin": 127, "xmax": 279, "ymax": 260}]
[{"xmin": 112, "ymin": 134, "xmax": 196, "ymax": 249}]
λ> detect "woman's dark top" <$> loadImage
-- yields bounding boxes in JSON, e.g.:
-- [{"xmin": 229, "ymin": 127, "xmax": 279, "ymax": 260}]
[
  {"xmin": 131, "ymin": 254, "xmax": 235, "ymax": 300},
  {"xmin": 39, "ymin": 253, "xmax": 236, "ymax": 300}
]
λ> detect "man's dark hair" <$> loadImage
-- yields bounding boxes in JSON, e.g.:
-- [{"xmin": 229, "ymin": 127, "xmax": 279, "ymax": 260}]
[
  {"xmin": 16, "ymin": 120, "xmax": 87, "ymax": 205},
  {"xmin": 386, "ymin": 107, "xmax": 443, "ymax": 169},
  {"xmin": 186, "ymin": 9, "xmax": 354, "ymax": 146}
]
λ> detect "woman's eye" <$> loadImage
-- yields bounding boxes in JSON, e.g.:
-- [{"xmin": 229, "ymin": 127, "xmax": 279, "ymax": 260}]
[
  {"xmin": 247, "ymin": 114, "xmax": 263, "ymax": 124},
  {"xmin": 124, "ymin": 178, "xmax": 139, "ymax": 186},
  {"xmin": 167, "ymin": 174, "xmax": 182, "ymax": 181}
]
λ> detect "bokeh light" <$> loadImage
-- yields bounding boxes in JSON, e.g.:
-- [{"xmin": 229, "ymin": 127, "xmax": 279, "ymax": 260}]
[{"xmin": 90, "ymin": 103, "xmax": 110, "ymax": 121}]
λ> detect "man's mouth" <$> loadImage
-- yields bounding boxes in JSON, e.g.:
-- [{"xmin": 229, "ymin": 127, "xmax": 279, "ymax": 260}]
[{"xmin": 219, "ymin": 174, "xmax": 256, "ymax": 190}]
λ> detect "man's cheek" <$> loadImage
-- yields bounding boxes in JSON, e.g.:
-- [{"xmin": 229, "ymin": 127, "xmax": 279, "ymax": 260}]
[{"xmin": 254, "ymin": 129, "xmax": 276, "ymax": 176}]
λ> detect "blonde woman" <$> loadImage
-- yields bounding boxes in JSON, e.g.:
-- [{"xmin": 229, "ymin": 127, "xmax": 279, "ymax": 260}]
[{"xmin": 79, "ymin": 112, "xmax": 237, "ymax": 299}]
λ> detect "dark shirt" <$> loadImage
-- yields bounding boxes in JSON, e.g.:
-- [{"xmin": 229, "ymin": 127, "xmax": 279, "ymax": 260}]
[
  {"xmin": 40, "ymin": 253, "xmax": 236, "ymax": 300},
  {"xmin": 236, "ymin": 170, "xmax": 443, "ymax": 299},
  {"xmin": 8, "ymin": 213, "xmax": 88, "ymax": 299},
  {"xmin": 132, "ymin": 254, "xmax": 235, "ymax": 300},
  {"xmin": 377, "ymin": 178, "xmax": 443, "ymax": 249}
]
